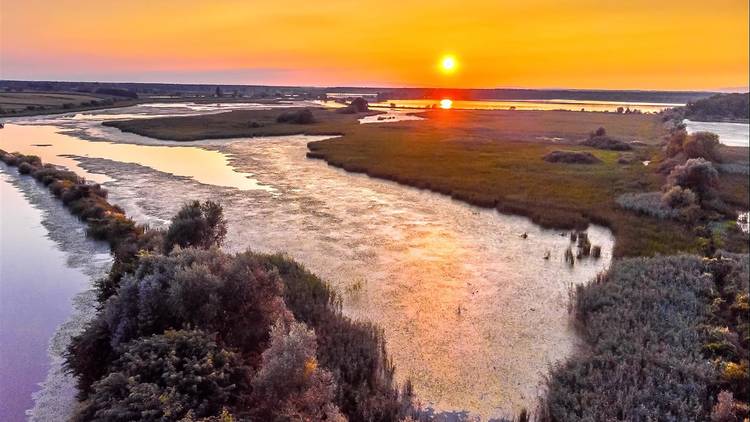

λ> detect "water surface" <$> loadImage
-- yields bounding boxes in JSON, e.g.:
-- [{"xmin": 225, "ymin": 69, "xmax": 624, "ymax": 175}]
[
  {"xmin": 684, "ymin": 119, "xmax": 750, "ymax": 147},
  {"xmin": 0, "ymin": 167, "xmax": 109, "ymax": 422},
  {"xmin": 368, "ymin": 99, "xmax": 680, "ymax": 113}
]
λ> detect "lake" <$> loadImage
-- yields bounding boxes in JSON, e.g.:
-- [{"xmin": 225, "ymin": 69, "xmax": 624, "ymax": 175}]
[{"xmin": 1, "ymin": 103, "xmax": 614, "ymax": 419}]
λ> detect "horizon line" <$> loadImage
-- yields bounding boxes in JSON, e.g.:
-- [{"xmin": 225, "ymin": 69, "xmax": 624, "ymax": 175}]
[{"xmin": 1, "ymin": 78, "xmax": 747, "ymax": 94}]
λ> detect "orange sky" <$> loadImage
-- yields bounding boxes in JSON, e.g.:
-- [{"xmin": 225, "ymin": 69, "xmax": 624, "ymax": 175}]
[{"xmin": 1, "ymin": 0, "xmax": 748, "ymax": 90}]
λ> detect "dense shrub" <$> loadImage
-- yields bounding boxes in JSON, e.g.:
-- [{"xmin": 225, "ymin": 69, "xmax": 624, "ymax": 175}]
[
  {"xmin": 252, "ymin": 322, "xmax": 345, "ymax": 421},
  {"xmin": 337, "ymin": 97, "xmax": 369, "ymax": 114},
  {"xmin": 276, "ymin": 108, "xmax": 316, "ymax": 124},
  {"xmin": 251, "ymin": 254, "xmax": 405, "ymax": 421},
  {"xmin": 684, "ymin": 132, "xmax": 721, "ymax": 162},
  {"xmin": 72, "ymin": 330, "xmax": 248, "ymax": 422},
  {"xmin": 661, "ymin": 186, "xmax": 698, "ymax": 208},
  {"xmin": 665, "ymin": 128, "xmax": 721, "ymax": 162},
  {"xmin": 684, "ymin": 93, "xmax": 749, "ymax": 122},
  {"xmin": 543, "ymin": 150, "xmax": 601, "ymax": 164},
  {"xmin": 581, "ymin": 128, "xmax": 632, "ymax": 151},
  {"xmin": 667, "ymin": 158, "xmax": 720, "ymax": 201},
  {"xmin": 544, "ymin": 256, "xmax": 717, "ymax": 420},
  {"xmin": 164, "ymin": 200, "xmax": 227, "ymax": 252}
]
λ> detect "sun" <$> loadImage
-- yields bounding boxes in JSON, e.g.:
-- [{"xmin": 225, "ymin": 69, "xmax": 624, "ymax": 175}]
[
  {"xmin": 439, "ymin": 99, "xmax": 453, "ymax": 109},
  {"xmin": 440, "ymin": 55, "xmax": 457, "ymax": 74}
]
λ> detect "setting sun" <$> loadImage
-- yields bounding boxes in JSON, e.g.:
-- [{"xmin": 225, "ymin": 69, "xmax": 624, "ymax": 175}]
[
  {"xmin": 440, "ymin": 55, "xmax": 457, "ymax": 74},
  {"xmin": 439, "ymin": 99, "xmax": 453, "ymax": 109}
]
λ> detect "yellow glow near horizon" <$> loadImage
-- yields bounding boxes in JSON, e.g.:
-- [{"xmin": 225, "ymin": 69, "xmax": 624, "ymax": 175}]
[
  {"xmin": 440, "ymin": 99, "xmax": 453, "ymax": 109},
  {"xmin": 440, "ymin": 55, "xmax": 457, "ymax": 74},
  {"xmin": 0, "ymin": 0, "xmax": 748, "ymax": 90}
]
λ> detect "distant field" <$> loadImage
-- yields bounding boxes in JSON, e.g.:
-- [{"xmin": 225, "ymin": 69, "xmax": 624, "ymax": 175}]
[
  {"xmin": 0, "ymin": 92, "xmax": 101, "ymax": 110},
  {"xmin": 0, "ymin": 91, "xmax": 140, "ymax": 116},
  {"xmin": 105, "ymin": 107, "xmax": 748, "ymax": 257}
]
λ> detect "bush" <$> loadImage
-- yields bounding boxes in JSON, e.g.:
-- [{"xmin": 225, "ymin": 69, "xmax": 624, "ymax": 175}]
[
  {"xmin": 350, "ymin": 97, "xmax": 369, "ymax": 112},
  {"xmin": 18, "ymin": 161, "xmax": 34, "ymax": 174},
  {"xmin": 276, "ymin": 108, "xmax": 316, "ymax": 124},
  {"xmin": 164, "ymin": 201, "xmax": 227, "ymax": 252},
  {"xmin": 581, "ymin": 128, "xmax": 632, "ymax": 151},
  {"xmin": 684, "ymin": 131, "xmax": 721, "ymax": 162},
  {"xmin": 252, "ymin": 322, "xmax": 345, "ymax": 421},
  {"xmin": 72, "ymin": 330, "xmax": 249, "ymax": 422},
  {"xmin": 661, "ymin": 186, "xmax": 698, "ymax": 208},
  {"xmin": 544, "ymin": 256, "xmax": 717, "ymax": 420},
  {"xmin": 543, "ymin": 150, "xmax": 601, "ymax": 164},
  {"xmin": 667, "ymin": 158, "xmax": 720, "ymax": 201},
  {"xmin": 337, "ymin": 97, "xmax": 369, "ymax": 114}
]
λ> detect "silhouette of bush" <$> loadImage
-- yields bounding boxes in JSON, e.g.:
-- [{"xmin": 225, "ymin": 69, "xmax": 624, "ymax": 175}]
[
  {"xmin": 164, "ymin": 200, "xmax": 227, "ymax": 252},
  {"xmin": 684, "ymin": 131, "xmax": 721, "ymax": 162},
  {"xmin": 276, "ymin": 108, "xmax": 316, "ymax": 124},
  {"xmin": 661, "ymin": 186, "xmax": 697, "ymax": 208},
  {"xmin": 543, "ymin": 150, "xmax": 601, "ymax": 164},
  {"xmin": 667, "ymin": 158, "xmax": 720, "ymax": 201}
]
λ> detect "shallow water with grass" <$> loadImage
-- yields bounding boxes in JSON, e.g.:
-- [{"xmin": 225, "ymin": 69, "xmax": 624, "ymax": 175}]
[{"xmin": 1, "ymin": 104, "xmax": 614, "ymax": 419}]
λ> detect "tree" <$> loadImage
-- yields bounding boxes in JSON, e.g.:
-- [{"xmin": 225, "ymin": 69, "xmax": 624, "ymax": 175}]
[
  {"xmin": 164, "ymin": 201, "xmax": 227, "ymax": 252},
  {"xmin": 350, "ymin": 97, "xmax": 369, "ymax": 112},
  {"xmin": 252, "ymin": 322, "xmax": 345, "ymax": 421},
  {"xmin": 72, "ymin": 330, "xmax": 249, "ymax": 422},
  {"xmin": 683, "ymin": 131, "xmax": 721, "ymax": 162},
  {"xmin": 666, "ymin": 158, "xmax": 720, "ymax": 201}
]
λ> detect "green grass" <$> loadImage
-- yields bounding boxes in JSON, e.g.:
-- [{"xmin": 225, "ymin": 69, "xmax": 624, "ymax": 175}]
[
  {"xmin": 103, "ymin": 107, "xmax": 370, "ymax": 141},
  {"xmin": 105, "ymin": 107, "xmax": 748, "ymax": 257}
]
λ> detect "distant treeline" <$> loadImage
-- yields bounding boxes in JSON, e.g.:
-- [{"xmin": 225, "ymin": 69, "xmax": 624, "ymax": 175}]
[
  {"xmin": 0, "ymin": 79, "xmax": 327, "ymax": 99},
  {"xmin": 0, "ymin": 79, "xmax": 724, "ymax": 104},
  {"xmin": 684, "ymin": 93, "xmax": 750, "ymax": 122},
  {"xmin": 366, "ymin": 87, "xmax": 719, "ymax": 104}
]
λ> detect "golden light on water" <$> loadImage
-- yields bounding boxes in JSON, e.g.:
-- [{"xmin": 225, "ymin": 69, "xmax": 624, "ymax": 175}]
[
  {"xmin": 440, "ymin": 55, "xmax": 457, "ymax": 74},
  {"xmin": 440, "ymin": 99, "xmax": 453, "ymax": 109}
]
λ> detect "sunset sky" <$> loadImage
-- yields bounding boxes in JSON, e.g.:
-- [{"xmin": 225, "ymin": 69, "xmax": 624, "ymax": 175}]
[{"xmin": 1, "ymin": 0, "xmax": 748, "ymax": 90}]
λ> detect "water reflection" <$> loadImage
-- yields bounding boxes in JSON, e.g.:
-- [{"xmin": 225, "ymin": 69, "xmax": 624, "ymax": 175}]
[
  {"xmin": 0, "ymin": 169, "xmax": 109, "ymax": 422},
  {"xmin": 369, "ymin": 98, "xmax": 679, "ymax": 113},
  {"xmin": 0, "ymin": 124, "xmax": 270, "ymax": 190}
]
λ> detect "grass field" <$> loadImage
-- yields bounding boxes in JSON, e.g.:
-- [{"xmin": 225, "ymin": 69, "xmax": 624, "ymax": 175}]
[
  {"xmin": 103, "ymin": 107, "xmax": 369, "ymax": 140},
  {"xmin": 105, "ymin": 107, "xmax": 749, "ymax": 257},
  {"xmin": 0, "ymin": 91, "xmax": 140, "ymax": 116}
]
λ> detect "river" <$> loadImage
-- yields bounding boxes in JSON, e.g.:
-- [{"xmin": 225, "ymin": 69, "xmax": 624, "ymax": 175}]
[
  {"xmin": 0, "ymin": 165, "xmax": 111, "ymax": 422},
  {"xmin": 0, "ymin": 104, "xmax": 614, "ymax": 419}
]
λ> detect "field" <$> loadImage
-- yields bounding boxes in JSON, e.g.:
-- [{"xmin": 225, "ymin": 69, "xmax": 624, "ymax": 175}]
[
  {"xmin": 0, "ymin": 91, "xmax": 139, "ymax": 116},
  {"xmin": 104, "ymin": 107, "xmax": 749, "ymax": 257}
]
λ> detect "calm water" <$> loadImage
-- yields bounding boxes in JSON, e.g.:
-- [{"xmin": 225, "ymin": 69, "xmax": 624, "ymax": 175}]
[
  {"xmin": 0, "ymin": 167, "xmax": 109, "ymax": 422},
  {"xmin": 0, "ymin": 104, "xmax": 614, "ymax": 419},
  {"xmin": 368, "ymin": 98, "xmax": 680, "ymax": 113},
  {"xmin": 684, "ymin": 119, "xmax": 750, "ymax": 147}
]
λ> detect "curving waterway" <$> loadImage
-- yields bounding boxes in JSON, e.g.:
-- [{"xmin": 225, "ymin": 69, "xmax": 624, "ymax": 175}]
[{"xmin": 1, "ymin": 104, "xmax": 614, "ymax": 419}]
